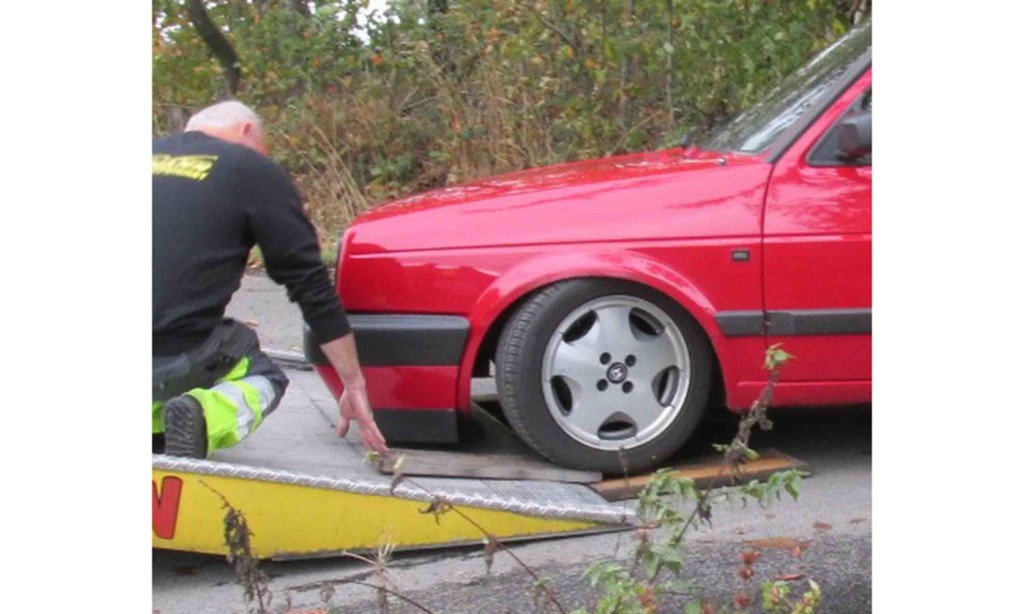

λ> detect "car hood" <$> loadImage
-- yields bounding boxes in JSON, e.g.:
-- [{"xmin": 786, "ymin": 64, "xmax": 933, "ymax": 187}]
[{"xmin": 346, "ymin": 149, "xmax": 771, "ymax": 255}]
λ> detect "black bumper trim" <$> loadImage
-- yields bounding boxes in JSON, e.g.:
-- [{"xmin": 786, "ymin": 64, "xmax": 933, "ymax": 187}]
[
  {"xmin": 715, "ymin": 311, "xmax": 766, "ymax": 337},
  {"xmin": 305, "ymin": 314, "xmax": 470, "ymax": 367},
  {"xmin": 716, "ymin": 309, "xmax": 871, "ymax": 337},
  {"xmin": 373, "ymin": 408, "xmax": 459, "ymax": 444}
]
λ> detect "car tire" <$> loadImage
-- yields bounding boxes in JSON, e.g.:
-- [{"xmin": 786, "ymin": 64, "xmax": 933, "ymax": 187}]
[{"xmin": 496, "ymin": 278, "xmax": 713, "ymax": 474}]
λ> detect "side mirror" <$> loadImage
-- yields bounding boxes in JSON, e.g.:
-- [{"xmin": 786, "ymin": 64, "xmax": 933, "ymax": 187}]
[{"xmin": 837, "ymin": 112, "xmax": 871, "ymax": 161}]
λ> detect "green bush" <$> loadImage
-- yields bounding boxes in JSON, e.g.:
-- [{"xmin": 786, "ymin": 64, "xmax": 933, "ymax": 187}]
[{"xmin": 153, "ymin": 0, "xmax": 864, "ymax": 242}]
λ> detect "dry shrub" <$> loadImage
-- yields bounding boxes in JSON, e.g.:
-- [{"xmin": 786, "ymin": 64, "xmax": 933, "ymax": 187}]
[{"xmin": 155, "ymin": 1, "xmax": 861, "ymax": 244}]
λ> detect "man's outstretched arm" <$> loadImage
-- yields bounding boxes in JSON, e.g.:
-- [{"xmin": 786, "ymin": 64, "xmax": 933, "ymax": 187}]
[
  {"xmin": 242, "ymin": 154, "xmax": 389, "ymax": 455},
  {"xmin": 319, "ymin": 333, "xmax": 389, "ymax": 455}
]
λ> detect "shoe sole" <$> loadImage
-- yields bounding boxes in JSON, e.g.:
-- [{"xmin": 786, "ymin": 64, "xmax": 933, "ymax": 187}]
[{"xmin": 164, "ymin": 396, "xmax": 207, "ymax": 459}]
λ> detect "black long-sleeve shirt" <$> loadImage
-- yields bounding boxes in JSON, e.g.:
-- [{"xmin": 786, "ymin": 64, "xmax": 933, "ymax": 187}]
[{"xmin": 153, "ymin": 131, "xmax": 350, "ymax": 356}]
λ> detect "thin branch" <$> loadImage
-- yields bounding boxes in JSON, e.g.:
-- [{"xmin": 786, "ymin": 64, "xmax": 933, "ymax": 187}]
[
  {"xmin": 534, "ymin": 11, "xmax": 581, "ymax": 57},
  {"xmin": 404, "ymin": 477, "xmax": 570, "ymax": 614},
  {"xmin": 348, "ymin": 580, "xmax": 438, "ymax": 614},
  {"xmin": 610, "ymin": 112, "xmax": 660, "ymax": 154},
  {"xmin": 338, "ymin": 551, "xmax": 380, "ymax": 567},
  {"xmin": 646, "ymin": 361, "xmax": 787, "ymax": 583}
]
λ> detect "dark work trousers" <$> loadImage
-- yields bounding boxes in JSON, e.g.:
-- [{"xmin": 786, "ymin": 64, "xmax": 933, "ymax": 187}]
[{"xmin": 153, "ymin": 319, "xmax": 289, "ymax": 454}]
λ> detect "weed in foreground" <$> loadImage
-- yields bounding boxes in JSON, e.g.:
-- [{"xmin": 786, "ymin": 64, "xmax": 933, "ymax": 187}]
[
  {"xmin": 216, "ymin": 344, "xmax": 820, "ymax": 613},
  {"xmin": 200, "ymin": 480, "xmax": 272, "ymax": 614},
  {"xmin": 571, "ymin": 344, "xmax": 818, "ymax": 614}
]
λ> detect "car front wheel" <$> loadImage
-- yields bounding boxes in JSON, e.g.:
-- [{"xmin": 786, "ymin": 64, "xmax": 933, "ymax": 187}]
[{"xmin": 496, "ymin": 279, "xmax": 713, "ymax": 474}]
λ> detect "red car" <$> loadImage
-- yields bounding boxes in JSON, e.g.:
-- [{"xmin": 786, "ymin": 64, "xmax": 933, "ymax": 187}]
[{"xmin": 306, "ymin": 23, "xmax": 871, "ymax": 473}]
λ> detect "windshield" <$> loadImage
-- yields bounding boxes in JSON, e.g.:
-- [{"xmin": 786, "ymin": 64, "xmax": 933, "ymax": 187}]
[{"xmin": 703, "ymin": 21, "xmax": 871, "ymax": 155}]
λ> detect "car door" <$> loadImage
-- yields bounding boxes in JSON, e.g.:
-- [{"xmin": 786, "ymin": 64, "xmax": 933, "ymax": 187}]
[{"xmin": 762, "ymin": 68, "xmax": 872, "ymax": 390}]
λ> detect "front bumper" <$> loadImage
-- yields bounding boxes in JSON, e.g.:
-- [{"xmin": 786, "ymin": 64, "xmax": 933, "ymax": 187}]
[{"xmin": 304, "ymin": 314, "xmax": 471, "ymax": 444}]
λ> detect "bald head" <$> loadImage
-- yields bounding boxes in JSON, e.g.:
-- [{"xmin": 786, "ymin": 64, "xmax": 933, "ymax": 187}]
[{"xmin": 186, "ymin": 101, "xmax": 268, "ymax": 155}]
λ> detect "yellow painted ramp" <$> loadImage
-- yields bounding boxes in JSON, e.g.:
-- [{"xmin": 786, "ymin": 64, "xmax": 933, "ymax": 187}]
[
  {"xmin": 153, "ymin": 456, "xmax": 630, "ymax": 559},
  {"xmin": 152, "ymin": 369, "xmax": 634, "ymax": 558}
]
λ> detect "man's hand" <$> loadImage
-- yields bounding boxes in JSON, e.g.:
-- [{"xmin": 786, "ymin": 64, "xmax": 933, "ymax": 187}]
[
  {"xmin": 319, "ymin": 333, "xmax": 389, "ymax": 454},
  {"xmin": 337, "ymin": 384, "xmax": 389, "ymax": 455}
]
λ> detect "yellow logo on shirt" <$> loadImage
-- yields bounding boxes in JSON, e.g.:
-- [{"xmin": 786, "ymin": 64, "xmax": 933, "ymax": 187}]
[{"xmin": 153, "ymin": 154, "xmax": 219, "ymax": 181}]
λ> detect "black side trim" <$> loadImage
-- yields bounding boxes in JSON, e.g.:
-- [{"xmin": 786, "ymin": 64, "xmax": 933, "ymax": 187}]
[
  {"xmin": 304, "ymin": 314, "xmax": 470, "ymax": 367},
  {"xmin": 373, "ymin": 408, "xmax": 459, "ymax": 444},
  {"xmin": 767, "ymin": 309, "xmax": 871, "ymax": 336},
  {"xmin": 717, "ymin": 309, "xmax": 871, "ymax": 337},
  {"xmin": 715, "ymin": 311, "xmax": 766, "ymax": 336}
]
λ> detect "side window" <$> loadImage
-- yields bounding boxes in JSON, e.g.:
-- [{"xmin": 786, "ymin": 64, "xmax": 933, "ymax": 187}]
[{"xmin": 808, "ymin": 89, "xmax": 872, "ymax": 167}]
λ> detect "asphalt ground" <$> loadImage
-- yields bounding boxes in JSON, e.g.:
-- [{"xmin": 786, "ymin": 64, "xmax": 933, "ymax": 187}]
[{"xmin": 153, "ymin": 274, "xmax": 871, "ymax": 613}]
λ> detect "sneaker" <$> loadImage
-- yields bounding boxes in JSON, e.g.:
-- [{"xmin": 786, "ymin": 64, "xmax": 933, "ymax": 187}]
[{"xmin": 163, "ymin": 395, "xmax": 208, "ymax": 459}]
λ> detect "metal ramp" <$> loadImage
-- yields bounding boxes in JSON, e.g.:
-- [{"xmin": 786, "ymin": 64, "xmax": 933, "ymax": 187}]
[{"xmin": 152, "ymin": 370, "xmax": 634, "ymax": 560}]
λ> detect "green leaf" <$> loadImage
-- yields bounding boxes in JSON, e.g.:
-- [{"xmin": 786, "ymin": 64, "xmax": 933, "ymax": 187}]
[
  {"xmin": 651, "ymin": 543, "xmax": 685, "ymax": 576},
  {"xmin": 764, "ymin": 343, "xmax": 795, "ymax": 370},
  {"xmin": 641, "ymin": 549, "xmax": 659, "ymax": 579},
  {"xmin": 785, "ymin": 478, "xmax": 801, "ymax": 501}
]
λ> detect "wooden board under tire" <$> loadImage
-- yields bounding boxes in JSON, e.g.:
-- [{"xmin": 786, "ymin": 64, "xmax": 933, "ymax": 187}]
[
  {"xmin": 375, "ymin": 403, "xmax": 602, "ymax": 484},
  {"xmin": 591, "ymin": 449, "xmax": 809, "ymax": 501}
]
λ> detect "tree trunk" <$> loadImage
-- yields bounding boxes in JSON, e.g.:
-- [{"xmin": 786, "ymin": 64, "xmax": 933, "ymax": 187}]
[
  {"xmin": 290, "ymin": 0, "xmax": 311, "ymax": 18},
  {"xmin": 185, "ymin": 0, "xmax": 241, "ymax": 96},
  {"xmin": 426, "ymin": 0, "xmax": 455, "ymax": 77},
  {"xmin": 665, "ymin": 0, "xmax": 675, "ymax": 125}
]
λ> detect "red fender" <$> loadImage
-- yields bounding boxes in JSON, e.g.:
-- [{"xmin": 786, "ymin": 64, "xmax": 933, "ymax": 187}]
[{"xmin": 456, "ymin": 249, "xmax": 759, "ymax": 412}]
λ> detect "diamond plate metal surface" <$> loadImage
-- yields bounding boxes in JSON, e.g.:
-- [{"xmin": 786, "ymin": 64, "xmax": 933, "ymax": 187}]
[{"xmin": 152, "ymin": 455, "xmax": 635, "ymax": 525}]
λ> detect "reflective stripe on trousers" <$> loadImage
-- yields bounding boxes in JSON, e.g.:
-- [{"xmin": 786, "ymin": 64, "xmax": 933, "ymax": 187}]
[
  {"xmin": 152, "ymin": 352, "xmax": 287, "ymax": 454},
  {"xmin": 188, "ymin": 373, "xmax": 278, "ymax": 451}
]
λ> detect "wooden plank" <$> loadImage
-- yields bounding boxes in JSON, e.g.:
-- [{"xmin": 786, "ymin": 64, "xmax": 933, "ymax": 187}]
[
  {"xmin": 376, "ymin": 447, "xmax": 601, "ymax": 483},
  {"xmin": 375, "ymin": 404, "xmax": 602, "ymax": 483},
  {"xmin": 591, "ymin": 449, "xmax": 809, "ymax": 501}
]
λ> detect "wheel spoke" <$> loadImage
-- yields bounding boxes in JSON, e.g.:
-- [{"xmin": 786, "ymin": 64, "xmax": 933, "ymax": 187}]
[
  {"xmin": 565, "ymin": 391, "xmax": 620, "ymax": 436},
  {"xmin": 594, "ymin": 305, "xmax": 639, "ymax": 349},
  {"xmin": 629, "ymin": 332, "xmax": 683, "ymax": 385},
  {"xmin": 571, "ymin": 315, "xmax": 603, "ymax": 353},
  {"xmin": 623, "ymin": 388, "xmax": 668, "ymax": 433},
  {"xmin": 550, "ymin": 339, "xmax": 605, "ymax": 384}
]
